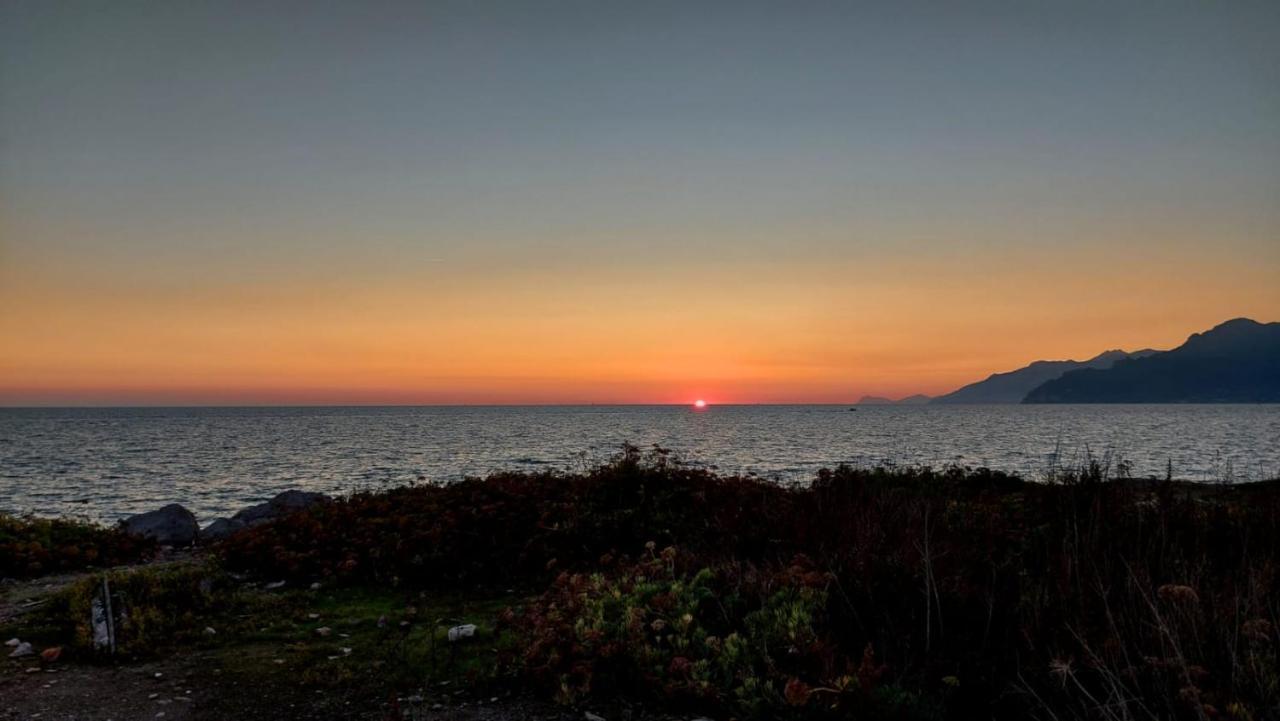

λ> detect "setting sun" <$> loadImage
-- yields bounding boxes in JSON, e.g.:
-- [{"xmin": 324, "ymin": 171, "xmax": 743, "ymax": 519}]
[{"xmin": 694, "ymin": 399, "xmax": 707, "ymax": 408}]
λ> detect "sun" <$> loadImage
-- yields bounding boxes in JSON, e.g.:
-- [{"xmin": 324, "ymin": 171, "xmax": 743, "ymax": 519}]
[{"xmin": 693, "ymin": 399, "xmax": 707, "ymax": 408}]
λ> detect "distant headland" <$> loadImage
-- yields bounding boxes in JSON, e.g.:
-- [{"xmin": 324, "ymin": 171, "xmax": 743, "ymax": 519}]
[{"xmin": 861, "ymin": 318, "xmax": 1280, "ymax": 405}]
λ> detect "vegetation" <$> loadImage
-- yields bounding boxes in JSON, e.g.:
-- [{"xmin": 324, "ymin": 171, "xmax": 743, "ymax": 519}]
[
  {"xmin": 0, "ymin": 512, "xmax": 152, "ymax": 578},
  {"xmin": 5, "ymin": 447, "xmax": 1279, "ymax": 719}
]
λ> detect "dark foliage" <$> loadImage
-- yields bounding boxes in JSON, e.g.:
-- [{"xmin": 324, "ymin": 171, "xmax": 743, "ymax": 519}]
[
  {"xmin": 220, "ymin": 446, "xmax": 1280, "ymax": 719},
  {"xmin": 0, "ymin": 513, "xmax": 153, "ymax": 578}
]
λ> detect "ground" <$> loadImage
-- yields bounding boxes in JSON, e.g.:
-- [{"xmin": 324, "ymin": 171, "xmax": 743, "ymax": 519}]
[{"xmin": 0, "ymin": 561, "xmax": 674, "ymax": 721}]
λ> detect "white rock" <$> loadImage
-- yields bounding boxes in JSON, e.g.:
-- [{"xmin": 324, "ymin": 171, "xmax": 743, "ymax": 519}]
[
  {"xmin": 4, "ymin": 638, "xmax": 19, "ymax": 647},
  {"xmin": 203, "ymin": 627, "xmax": 217, "ymax": 635},
  {"xmin": 447, "ymin": 624, "xmax": 477, "ymax": 642},
  {"xmin": 265, "ymin": 580, "xmax": 286, "ymax": 590},
  {"xmin": 8, "ymin": 641, "xmax": 33, "ymax": 658},
  {"xmin": 584, "ymin": 713, "xmax": 606, "ymax": 721}
]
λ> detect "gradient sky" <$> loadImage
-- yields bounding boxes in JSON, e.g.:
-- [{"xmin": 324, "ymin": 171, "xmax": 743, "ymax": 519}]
[{"xmin": 2, "ymin": 1, "xmax": 1278, "ymax": 405}]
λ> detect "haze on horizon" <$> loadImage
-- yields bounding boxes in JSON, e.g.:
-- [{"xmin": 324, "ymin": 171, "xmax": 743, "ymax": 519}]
[{"xmin": 2, "ymin": 1, "xmax": 1278, "ymax": 406}]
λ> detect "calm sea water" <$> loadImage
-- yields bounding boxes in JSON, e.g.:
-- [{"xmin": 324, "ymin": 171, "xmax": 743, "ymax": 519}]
[{"xmin": 1, "ymin": 405, "xmax": 1278, "ymax": 523}]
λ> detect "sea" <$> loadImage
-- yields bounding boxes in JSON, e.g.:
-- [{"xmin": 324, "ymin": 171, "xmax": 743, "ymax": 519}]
[{"xmin": 1, "ymin": 404, "xmax": 1278, "ymax": 523}]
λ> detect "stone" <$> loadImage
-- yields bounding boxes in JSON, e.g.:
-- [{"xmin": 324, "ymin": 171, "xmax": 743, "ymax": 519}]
[
  {"xmin": 446, "ymin": 624, "xmax": 476, "ymax": 642},
  {"xmin": 121, "ymin": 504, "xmax": 198, "ymax": 546},
  {"xmin": 231, "ymin": 490, "xmax": 329, "ymax": 527},
  {"xmin": 3, "ymin": 638, "xmax": 18, "ymax": 647},
  {"xmin": 8, "ymin": 641, "xmax": 33, "ymax": 658},
  {"xmin": 40, "ymin": 646, "xmax": 61, "ymax": 663},
  {"xmin": 315, "ymin": 627, "xmax": 332, "ymax": 637},
  {"xmin": 199, "ymin": 517, "xmax": 247, "ymax": 542}
]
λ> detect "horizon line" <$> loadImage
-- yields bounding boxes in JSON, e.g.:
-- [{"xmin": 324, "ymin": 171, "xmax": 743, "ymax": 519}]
[{"xmin": 0, "ymin": 402, "xmax": 873, "ymax": 409}]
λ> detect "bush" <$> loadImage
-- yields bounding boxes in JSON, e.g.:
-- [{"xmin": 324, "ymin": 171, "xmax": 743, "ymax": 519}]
[
  {"xmin": 46, "ymin": 562, "xmax": 235, "ymax": 657},
  {"xmin": 220, "ymin": 447, "xmax": 1280, "ymax": 719},
  {"xmin": 0, "ymin": 513, "xmax": 153, "ymax": 578},
  {"xmin": 505, "ymin": 547, "xmax": 938, "ymax": 719}
]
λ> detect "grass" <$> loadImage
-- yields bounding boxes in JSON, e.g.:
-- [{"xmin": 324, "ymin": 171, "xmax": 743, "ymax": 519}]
[
  {"xmin": 4, "ymin": 446, "xmax": 1279, "ymax": 720},
  {"xmin": 3, "ymin": 561, "xmax": 517, "ymax": 715}
]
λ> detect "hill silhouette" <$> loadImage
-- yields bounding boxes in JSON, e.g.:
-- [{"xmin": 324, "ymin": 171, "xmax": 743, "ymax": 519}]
[
  {"xmin": 931, "ymin": 349, "xmax": 1154, "ymax": 404},
  {"xmin": 857, "ymin": 394, "xmax": 932, "ymax": 405},
  {"xmin": 1024, "ymin": 318, "xmax": 1280, "ymax": 403}
]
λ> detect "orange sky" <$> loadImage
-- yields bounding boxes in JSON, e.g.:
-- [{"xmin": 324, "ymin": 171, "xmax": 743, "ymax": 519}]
[
  {"xmin": 2, "ymin": 2, "xmax": 1278, "ymax": 405},
  {"xmin": 3, "ymin": 229, "xmax": 1276, "ymax": 405}
]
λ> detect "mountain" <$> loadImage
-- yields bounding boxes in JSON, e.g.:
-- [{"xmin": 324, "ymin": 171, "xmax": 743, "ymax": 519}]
[
  {"xmin": 931, "ymin": 349, "xmax": 1155, "ymax": 404},
  {"xmin": 857, "ymin": 394, "xmax": 933, "ymax": 405},
  {"xmin": 896, "ymin": 394, "xmax": 933, "ymax": 405},
  {"xmin": 1024, "ymin": 318, "xmax": 1280, "ymax": 403}
]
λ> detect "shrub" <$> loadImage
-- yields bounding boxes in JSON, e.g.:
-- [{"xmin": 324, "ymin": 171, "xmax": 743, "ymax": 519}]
[
  {"xmin": 46, "ymin": 562, "xmax": 235, "ymax": 657},
  {"xmin": 503, "ymin": 546, "xmax": 935, "ymax": 719},
  {"xmin": 219, "ymin": 448, "xmax": 1280, "ymax": 719},
  {"xmin": 0, "ymin": 513, "xmax": 152, "ymax": 578}
]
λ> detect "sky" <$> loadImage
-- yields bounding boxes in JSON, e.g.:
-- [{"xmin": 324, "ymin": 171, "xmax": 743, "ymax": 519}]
[{"xmin": 2, "ymin": 1, "xmax": 1278, "ymax": 405}]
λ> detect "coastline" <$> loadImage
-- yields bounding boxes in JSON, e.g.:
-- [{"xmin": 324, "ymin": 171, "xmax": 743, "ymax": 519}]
[{"xmin": 4, "ymin": 451, "xmax": 1279, "ymax": 720}]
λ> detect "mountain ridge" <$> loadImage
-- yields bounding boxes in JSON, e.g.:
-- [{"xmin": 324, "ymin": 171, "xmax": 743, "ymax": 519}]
[
  {"xmin": 1023, "ymin": 318, "xmax": 1280, "ymax": 403},
  {"xmin": 929, "ymin": 349, "xmax": 1156, "ymax": 404},
  {"xmin": 857, "ymin": 394, "xmax": 933, "ymax": 405}
]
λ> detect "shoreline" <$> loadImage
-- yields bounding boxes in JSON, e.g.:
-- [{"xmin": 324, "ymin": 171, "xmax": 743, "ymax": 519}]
[{"xmin": 4, "ymin": 453, "xmax": 1279, "ymax": 719}]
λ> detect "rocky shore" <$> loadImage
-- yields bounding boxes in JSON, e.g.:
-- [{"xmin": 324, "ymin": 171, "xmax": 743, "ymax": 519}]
[{"xmin": 119, "ymin": 490, "xmax": 330, "ymax": 546}]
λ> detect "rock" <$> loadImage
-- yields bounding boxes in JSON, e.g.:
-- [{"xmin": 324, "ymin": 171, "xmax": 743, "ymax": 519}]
[
  {"xmin": 231, "ymin": 490, "xmax": 329, "ymax": 527},
  {"xmin": 40, "ymin": 646, "xmax": 61, "ymax": 663},
  {"xmin": 264, "ymin": 580, "xmax": 286, "ymax": 590},
  {"xmin": 447, "ymin": 624, "xmax": 476, "ymax": 642},
  {"xmin": 8, "ymin": 641, "xmax": 33, "ymax": 658},
  {"xmin": 584, "ymin": 713, "xmax": 606, "ymax": 721},
  {"xmin": 309, "ymin": 582, "xmax": 321, "ymax": 591},
  {"xmin": 203, "ymin": 627, "xmax": 217, "ymax": 636},
  {"xmin": 3, "ymin": 638, "xmax": 18, "ymax": 647},
  {"xmin": 199, "ymin": 517, "xmax": 247, "ymax": 542},
  {"xmin": 315, "ymin": 627, "xmax": 332, "ymax": 637},
  {"xmin": 121, "ymin": 504, "xmax": 198, "ymax": 546}
]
